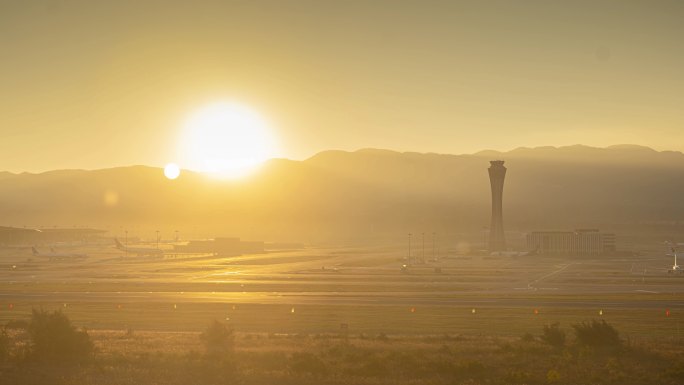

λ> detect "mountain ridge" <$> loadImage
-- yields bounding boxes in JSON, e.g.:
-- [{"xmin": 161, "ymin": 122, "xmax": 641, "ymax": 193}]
[
  {"xmin": 3, "ymin": 144, "xmax": 682, "ymax": 175},
  {"xmin": 1, "ymin": 144, "xmax": 684, "ymax": 243}
]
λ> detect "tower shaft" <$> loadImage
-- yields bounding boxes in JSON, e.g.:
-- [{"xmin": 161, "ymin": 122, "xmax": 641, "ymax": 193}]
[{"xmin": 488, "ymin": 160, "xmax": 506, "ymax": 251}]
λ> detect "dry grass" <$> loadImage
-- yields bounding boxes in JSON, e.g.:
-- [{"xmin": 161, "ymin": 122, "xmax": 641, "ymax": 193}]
[{"xmin": 1, "ymin": 327, "xmax": 683, "ymax": 385}]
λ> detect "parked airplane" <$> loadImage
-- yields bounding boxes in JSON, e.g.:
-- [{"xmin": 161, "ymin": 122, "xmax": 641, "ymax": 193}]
[
  {"xmin": 115, "ymin": 238, "xmax": 163, "ymax": 256},
  {"xmin": 489, "ymin": 251, "xmax": 532, "ymax": 257},
  {"xmin": 31, "ymin": 247, "xmax": 88, "ymax": 259},
  {"xmin": 490, "ymin": 246, "xmax": 538, "ymax": 257}
]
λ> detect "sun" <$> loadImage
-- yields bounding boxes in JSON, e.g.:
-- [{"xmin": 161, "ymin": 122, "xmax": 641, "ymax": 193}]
[
  {"xmin": 164, "ymin": 163, "xmax": 181, "ymax": 180},
  {"xmin": 179, "ymin": 102, "xmax": 277, "ymax": 178}
]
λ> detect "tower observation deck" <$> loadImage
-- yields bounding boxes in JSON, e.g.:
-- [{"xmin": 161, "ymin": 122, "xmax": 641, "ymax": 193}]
[{"xmin": 488, "ymin": 160, "xmax": 507, "ymax": 251}]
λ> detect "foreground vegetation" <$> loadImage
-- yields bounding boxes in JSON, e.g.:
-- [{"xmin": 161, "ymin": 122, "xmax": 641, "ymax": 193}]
[{"xmin": 1, "ymin": 312, "xmax": 683, "ymax": 385}]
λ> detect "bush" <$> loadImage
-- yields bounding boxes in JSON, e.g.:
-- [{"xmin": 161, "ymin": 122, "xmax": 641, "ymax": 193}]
[
  {"xmin": 541, "ymin": 323, "xmax": 566, "ymax": 348},
  {"xmin": 27, "ymin": 309, "xmax": 93, "ymax": 363},
  {"xmin": 572, "ymin": 319, "xmax": 621, "ymax": 348},
  {"xmin": 200, "ymin": 320, "xmax": 234, "ymax": 355}
]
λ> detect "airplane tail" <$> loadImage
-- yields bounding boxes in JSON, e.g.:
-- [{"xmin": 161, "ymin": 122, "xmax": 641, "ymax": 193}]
[
  {"xmin": 114, "ymin": 238, "xmax": 125, "ymax": 250},
  {"xmin": 31, "ymin": 247, "xmax": 39, "ymax": 256}
]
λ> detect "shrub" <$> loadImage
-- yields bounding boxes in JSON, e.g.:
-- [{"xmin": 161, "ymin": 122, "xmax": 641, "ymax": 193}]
[
  {"xmin": 521, "ymin": 332, "xmax": 535, "ymax": 342},
  {"xmin": 572, "ymin": 319, "xmax": 621, "ymax": 348},
  {"xmin": 541, "ymin": 323, "xmax": 566, "ymax": 348},
  {"xmin": 27, "ymin": 308, "xmax": 93, "ymax": 363},
  {"xmin": 200, "ymin": 320, "xmax": 234, "ymax": 355}
]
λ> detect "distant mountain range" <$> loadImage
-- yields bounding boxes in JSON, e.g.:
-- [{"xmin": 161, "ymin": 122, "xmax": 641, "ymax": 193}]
[{"xmin": 2, "ymin": 144, "xmax": 684, "ymax": 243}]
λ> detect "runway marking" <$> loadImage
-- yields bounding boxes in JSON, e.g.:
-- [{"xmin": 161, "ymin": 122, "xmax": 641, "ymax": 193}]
[{"xmin": 528, "ymin": 263, "xmax": 574, "ymax": 290}]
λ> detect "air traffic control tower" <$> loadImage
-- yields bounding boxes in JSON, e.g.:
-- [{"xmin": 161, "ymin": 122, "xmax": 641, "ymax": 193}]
[{"xmin": 488, "ymin": 160, "xmax": 507, "ymax": 251}]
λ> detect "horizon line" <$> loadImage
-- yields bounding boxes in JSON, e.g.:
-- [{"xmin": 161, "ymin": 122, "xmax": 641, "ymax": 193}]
[{"xmin": 1, "ymin": 143, "xmax": 678, "ymax": 175}]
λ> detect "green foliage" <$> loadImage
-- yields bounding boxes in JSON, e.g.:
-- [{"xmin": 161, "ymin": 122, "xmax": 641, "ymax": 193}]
[
  {"xmin": 27, "ymin": 308, "xmax": 93, "ymax": 363},
  {"xmin": 541, "ymin": 322, "xmax": 566, "ymax": 348},
  {"xmin": 200, "ymin": 320, "xmax": 234, "ymax": 355},
  {"xmin": 572, "ymin": 319, "xmax": 621, "ymax": 348}
]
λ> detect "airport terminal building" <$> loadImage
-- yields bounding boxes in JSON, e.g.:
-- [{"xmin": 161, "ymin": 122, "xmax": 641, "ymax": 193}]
[{"xmin": 526, "ymin": 229, "xmax": 615, "ymax": 256}]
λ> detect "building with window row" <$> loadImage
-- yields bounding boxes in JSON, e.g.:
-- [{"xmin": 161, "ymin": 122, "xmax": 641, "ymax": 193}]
[{"xmin": 526, "ymin": 229, "xmax": 615, "ymax": 256}]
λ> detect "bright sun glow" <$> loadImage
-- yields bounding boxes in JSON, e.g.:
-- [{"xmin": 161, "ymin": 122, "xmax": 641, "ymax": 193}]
[
  {"xmin": 180, "ymin": 102, "xmax": 277, "ymax": 178},
  {"xmin": 164, "ymin": 163, "xmax": 181, "ymax": 179}
]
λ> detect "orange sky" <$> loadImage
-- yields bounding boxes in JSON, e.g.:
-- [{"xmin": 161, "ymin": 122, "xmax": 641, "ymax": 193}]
[{"xmin": 1, "ymin": 0, "xmax": 683, "ymax": 172}]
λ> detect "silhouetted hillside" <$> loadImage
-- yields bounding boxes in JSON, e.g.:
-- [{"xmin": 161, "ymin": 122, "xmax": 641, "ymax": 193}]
[{"xmin": 1, "ymin": 145, "xmax": 684, "ymax": 243}]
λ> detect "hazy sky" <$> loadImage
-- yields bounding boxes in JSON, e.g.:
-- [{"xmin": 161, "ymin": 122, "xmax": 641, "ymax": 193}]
[{"xmin": 1, "ymin": 0, "xmax": 683, "ymax": 172}]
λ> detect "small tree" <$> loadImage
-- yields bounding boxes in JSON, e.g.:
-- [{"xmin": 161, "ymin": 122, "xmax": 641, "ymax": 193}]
[
  {"xmin": 541, "ymin": 323, "xmax": 566, "ymax": 348},
  {"xmin": 28, "ymin": 309, "xmax": 93, "ymax": 363},
  {"xmin": 200, "ymin": 320, "xmax": 234, "ymax": 355},
  {"xmin": 572, "ymin": 319, "xmax": 621, "ymax": 348}
]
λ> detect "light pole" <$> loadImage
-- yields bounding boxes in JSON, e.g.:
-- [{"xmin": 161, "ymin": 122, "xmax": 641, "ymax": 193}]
[
  {"xmin": 124, "ymin": 230, "xmax": 128, "ymax": 258},
  {"xmin": 156, "ymin": 230, "xmax": 160, "ymax": 249},
  {"xmin": 432, "ymin": 232, "xmax": 436, "ymax": 260},
  {"xmin": 408, "ymin": 233, "xmax": 412, "ymax": 265},
  {"xmin": 421, "ymin": 232, "xmax": 425, "ymax": 264}
]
